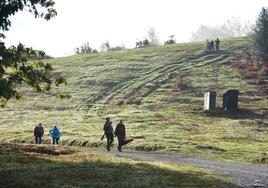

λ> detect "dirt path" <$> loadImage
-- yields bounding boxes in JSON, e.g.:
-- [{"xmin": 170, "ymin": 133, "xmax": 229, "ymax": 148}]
[{"xmin": 104, "ymin": 151, "xmax": 268, "ymax": 188}]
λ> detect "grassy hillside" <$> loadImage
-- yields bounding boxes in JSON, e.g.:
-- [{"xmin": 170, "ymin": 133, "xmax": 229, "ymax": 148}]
[{"xmin": 0, "ymin": 37, "xmax": 267, "ymax": 164}]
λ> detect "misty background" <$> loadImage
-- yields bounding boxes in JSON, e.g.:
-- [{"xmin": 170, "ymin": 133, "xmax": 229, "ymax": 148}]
[{"xmin": 4, "ymin": 0, "xmax": 268, "ymax": 57}]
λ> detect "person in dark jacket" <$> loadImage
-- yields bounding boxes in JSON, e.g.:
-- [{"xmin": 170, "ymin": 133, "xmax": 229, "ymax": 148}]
[
  {"xmin": 210, "ymin": 40, "xmax": 215, "ymax": 51},
  {"xmin": 114, "ymin": 120, "xmax": 133, "ymax": 152},
  {"xmin": 34, "ymin": 123, "xmax": 44, "ymax": 144},
  {"xmin": 114, "ymin": 120, "xmax": 126, "ymax": 152},
  {"xmin": 49, "ymin": 126, "xmax": 60, "ymax": 145},
  {"xmin": 215, "ymin": 38, "xmax": 220, "ymax": 51},
  {"xmin": 103, "ymin": 117, "xmax": 114, "ymax": 151}
]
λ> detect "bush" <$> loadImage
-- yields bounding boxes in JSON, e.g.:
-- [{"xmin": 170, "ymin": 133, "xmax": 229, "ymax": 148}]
[
  {"xmin": 164, "ymin": 35, "xmax": 176, "ymax": 45},
  {"xmin": 173, "ymin": 77, "xmax": 187, "ymax": 90},
  {"xmin": 75, "ymin": 42, "xmax": 98, "ymax": 54}
]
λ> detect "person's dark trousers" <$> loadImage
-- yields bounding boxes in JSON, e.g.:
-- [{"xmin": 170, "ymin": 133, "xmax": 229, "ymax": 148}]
[
  {"xmin": 35, "ymin": 136, "xmax": 42, "ymax": 144},
  {"xmin": 53, "ymin": 138, "xmax": 59, "ymax": 145},
  {"xmin": 105, "ymin": 133, "xmax": 114, "ymax": 151},
  {"xmin": 118, "ymin": 138, "xmax": 124, "ymax": 152}
]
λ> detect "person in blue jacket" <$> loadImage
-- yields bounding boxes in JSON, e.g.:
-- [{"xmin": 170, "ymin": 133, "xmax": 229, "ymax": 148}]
[{"xmin": 49, "ymin": 126, "xmax": 61, "ymax": 145}]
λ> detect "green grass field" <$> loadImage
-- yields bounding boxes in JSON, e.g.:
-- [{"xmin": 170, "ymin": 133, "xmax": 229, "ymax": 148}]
[
  {"xmin": 0, "ymin": 144, "xmax": 238, "ymax": 188},
  {"xmin": 0, "ymin": 37, "xmax": 267, "ymax": 165}
]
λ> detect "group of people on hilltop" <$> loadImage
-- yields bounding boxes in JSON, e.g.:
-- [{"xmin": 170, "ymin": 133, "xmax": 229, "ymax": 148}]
[
  {"xmin": 102, "ymin": 117, "xmax": 133, "ymax": 152},
  {"xmin": 33, "ymin": 118, "xmax": 133, "ymax": 152},
  {"xmin": 205, "ymin": 38, "xmax": 221, "ymax": 51},
  {"xmin": 33, "ymin": 123, "xmax": 60, "ymax": 145}
]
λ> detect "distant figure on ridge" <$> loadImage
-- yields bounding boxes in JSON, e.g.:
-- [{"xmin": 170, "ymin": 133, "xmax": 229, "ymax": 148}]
[
  {"xmin": 215, "ymin": 38, "xmax": 220, "ymax": 51},
  {"xmin": 114, "ymin": 120, "xmax": 133, "ymax": 152},
  {"xmin": 49, "ymin": 126, "xmax": 61, "ymax": 145},
  {"xmin": 210, "ymin": 40, "xmax": 215, "ymax": 51},
  {"xmin": 102, "ymin": 117, "xmax": 114, "ymax": 151},
  {"xmin": 34, "ymin": 123, "xmax": 44, "ymax": 144}
]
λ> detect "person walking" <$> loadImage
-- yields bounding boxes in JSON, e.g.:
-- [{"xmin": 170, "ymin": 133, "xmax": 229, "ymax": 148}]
[
  {"xmin": 215, "ymin": 38, "xmax": 220, "ymax": 51},
  {"xmin": 210, "ymin": 40, "xmax": 215, "ymax": 51},
  {"xmin": 102, "ymin": 117, "xmax": 114, "ymax": 151},
  {"xmin": 34, "ymin": 123, "xmax": 44, "ymax": 144},
  {"xmin": 49, "ymin": 126, "xmax": 61, "ymax": 145},
  {"xmin": 114, "ymin": 120, "xmax": 133, "ymax": 152},
  {"xmin": 114, "ymin": 120, "xmax": 126, "ymax": 152}
]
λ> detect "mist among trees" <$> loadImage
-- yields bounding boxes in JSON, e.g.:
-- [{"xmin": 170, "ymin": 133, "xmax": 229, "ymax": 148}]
[
  {"xmin": 100, "ymin": 41, "xmax": 126, "ymax": 52},
  {"xmin": 191, "ymin": 17, "xmax": 252, "ymax": 41}
]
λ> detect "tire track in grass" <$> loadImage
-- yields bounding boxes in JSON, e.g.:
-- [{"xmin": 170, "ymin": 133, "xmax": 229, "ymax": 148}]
[{"xmin": 78, "ymin": 50, "xmax": 241, "ymax": 115}]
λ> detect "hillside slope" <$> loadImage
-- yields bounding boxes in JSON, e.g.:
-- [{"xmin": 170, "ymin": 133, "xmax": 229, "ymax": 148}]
[{"xmin": 0, "ymin": 37, "xmax": 267, "ymax": 164}]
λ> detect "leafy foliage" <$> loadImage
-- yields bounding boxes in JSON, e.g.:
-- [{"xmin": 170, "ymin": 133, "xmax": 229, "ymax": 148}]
[
  {"xmin": 0, "ymin": 0, "xmax": 57, "ymax": 31},
  {"xmin": 252, "ymin": 7, "xmax": 268, "ymax": 62},
  {"xmin": 136, "ymin": 28, "xmax": 160, "ymax": 48},
  {"xmin": 75, "ymin": 42, "xmax": 98, "ymax": 54},
  {"xmin": 0, "ymin": 0, "xmax": 65, "ymax": 104},
  {"xmin": 164, "ymin": 35, "xmax": 176, "ymax": 45},
  {"xmin": 135, "ymin": 39, "xmax": 150, "ymax": 48}
]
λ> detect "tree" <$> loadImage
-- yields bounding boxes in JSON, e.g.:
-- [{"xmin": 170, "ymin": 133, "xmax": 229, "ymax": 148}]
[
  {"xmin": 191, "ymin": 17, "xmax": 251, "ymax": 41},
  {"xmin": 147, "ymin": 28, "xmax": 160, "ymax": 46},
  {"xmin": 142, "ymin": 39, "xmax": 150, "ymax": 47},
  {"xmin": 0, "ymin": 0, "xmax": 57, "ymax": 31},
  {"xmin": 80, "ymin": 42, "xmax": 92, "ymax": 54},
  {"xmin": 164, "ymin": 35, "xmax": 176, "ymax": 45},
  {"xmin": 0, "ymin": 0, "xmax": 65, "ymax": 106},
  {"xmin": 100, "ymin": 41, "xmax": 111, "ymax": 52},
  {"xmin": 100, "ymin": 41, "xmax": 125, "ymax": 52},
  {"xmin": 135, "ymin": 41, "xmax": 143, "ymax": 48},
  {"xmin": 75, "ymin": 42, "xmax": 98, "ymax": 54},
  {"xmin": 222, "ymin": 18, "xmax": 251, "ymax": 37},
  {"xmin": 191, "ymin": 24, "xmax": 221, "ymax": 41},
  {"xmin": 252, "ymin": 7, "xmax": 268, "ymax": 62}
]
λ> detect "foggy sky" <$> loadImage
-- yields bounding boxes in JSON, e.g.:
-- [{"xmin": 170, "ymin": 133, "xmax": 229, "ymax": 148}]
[{"xmin": 4, "ymin": 0, "xmax": 268, "ymax": 57}]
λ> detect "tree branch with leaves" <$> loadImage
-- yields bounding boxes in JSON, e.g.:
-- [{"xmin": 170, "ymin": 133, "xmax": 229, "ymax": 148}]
[{"xmin": 0, "ymin": 0, "xmax": 66, "ymax": 106}]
